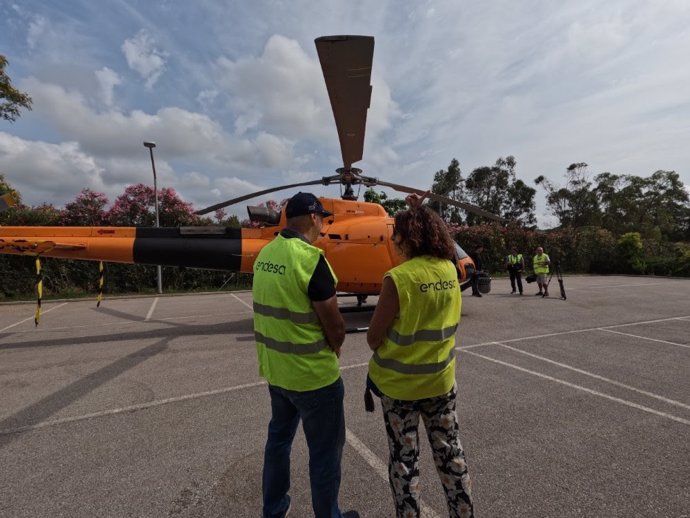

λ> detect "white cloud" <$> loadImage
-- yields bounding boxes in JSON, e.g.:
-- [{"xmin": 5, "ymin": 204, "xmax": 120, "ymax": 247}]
[
  {"xmin": 22, "ymin": 78, "xmax": 228, "ymax": 158},
  {"xmin": 0, "ymin": 132, "xmax": 107, "ymax": 203},
  {"xmin": 121, "ymin": 30, "xmax": 167, "ymax": 89},
  {"xmin": 26, "ymin": 15, "xmax": 48, "ymax": 50},
  {"xmin": 216, "ymin": 35, "xmax": 331, "ymax": 139},
  {"xmin": 95, "ymin": 67, "xmax": 121, "ymax": 107}
]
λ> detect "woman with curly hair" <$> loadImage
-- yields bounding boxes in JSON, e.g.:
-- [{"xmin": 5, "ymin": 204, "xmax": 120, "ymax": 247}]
[{"xmin": 366, "ymin": 193, "xmax": 474, "ymax": 518}]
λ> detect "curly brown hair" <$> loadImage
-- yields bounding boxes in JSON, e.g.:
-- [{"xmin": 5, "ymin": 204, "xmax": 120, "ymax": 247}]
[{"xmin": 394, "ymin": 205, "xmax": 456, "ymax": 260}]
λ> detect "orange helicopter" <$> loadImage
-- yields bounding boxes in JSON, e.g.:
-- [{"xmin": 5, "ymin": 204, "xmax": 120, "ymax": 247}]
[{"xmin": 0, "ymin": 35, "xmax": 502, "ymax": 303}]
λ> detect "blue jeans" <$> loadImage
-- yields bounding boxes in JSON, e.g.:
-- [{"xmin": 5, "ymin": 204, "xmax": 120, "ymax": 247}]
[{"xmin": 262, "ymin": 377, "xmax": 346, "ymax": 518}]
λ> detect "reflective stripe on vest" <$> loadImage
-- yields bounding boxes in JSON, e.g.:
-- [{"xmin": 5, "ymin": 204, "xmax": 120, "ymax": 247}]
[
  {"xmin": 372, "ymin": 349, "xmax": 455, "ymax": 375},
  {"xmin": 254, "ymin": 331, "xmax": 327, "ymax": 355},
  {"xmin": 509, "ymin": 254, "xmax": 523, "ymax": 265},
  {"xmin": 386, "ymin": 323, "xmax": 458, "ymax": 346},
  {"xmin": 253, "ymin": 301, "xmax": 317, "ymax": 325}
]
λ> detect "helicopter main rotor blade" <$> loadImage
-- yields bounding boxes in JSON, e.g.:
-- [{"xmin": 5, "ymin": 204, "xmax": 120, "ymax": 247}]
[
  {"xmin": 376, "ymin": 180, "xmax": 507, "ymax": 222},
  {"xmin": 315, "ymin": 35, "xmax": 374, "ymax": 171},
  {"xmin": 194, "ymin": 179, "xmax": 325, "ymax": 215}
]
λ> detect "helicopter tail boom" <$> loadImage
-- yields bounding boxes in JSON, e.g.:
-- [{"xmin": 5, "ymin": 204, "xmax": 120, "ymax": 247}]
[{"xmin": 0, "ymin": 226, "xmax": 246, "ymax": 271}]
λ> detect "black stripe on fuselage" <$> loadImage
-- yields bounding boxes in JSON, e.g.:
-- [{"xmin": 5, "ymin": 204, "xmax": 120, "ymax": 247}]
[{"xmin": 133, "ymin": 227, "xmax": 243, "ymax": 270}]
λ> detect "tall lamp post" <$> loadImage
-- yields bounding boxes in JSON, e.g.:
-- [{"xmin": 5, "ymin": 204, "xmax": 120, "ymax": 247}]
[{"xmin": 143, "ymin": 141, "xmax": 163, "ymax": 294}]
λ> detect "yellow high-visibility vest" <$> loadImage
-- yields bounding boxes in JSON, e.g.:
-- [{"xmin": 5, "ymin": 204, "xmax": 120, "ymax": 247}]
[
  {"xmin": 369, "ymin": 256, "xmax": 460, "ymax": 400},
  {"xmin": 533, "ymin": 253, "xmax": 550, "ymax": 274},
  {"xmin": 253, "ymin": 235, "xmax": 339, "ymax": 391}
]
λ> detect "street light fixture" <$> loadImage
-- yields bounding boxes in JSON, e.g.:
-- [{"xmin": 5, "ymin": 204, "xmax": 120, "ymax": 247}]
[{"xmin": 143, "ymin": 141, "xmax": 163, "ymax": 294}]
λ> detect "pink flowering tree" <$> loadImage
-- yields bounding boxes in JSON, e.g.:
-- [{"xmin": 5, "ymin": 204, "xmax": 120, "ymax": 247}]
[
  {"xmin": 107, "ymin": 184, "xmax": 199, "ymax": 227},
  {"xmin": 60, "ymin": 189, "xmax": 109, "ymax": 226}
]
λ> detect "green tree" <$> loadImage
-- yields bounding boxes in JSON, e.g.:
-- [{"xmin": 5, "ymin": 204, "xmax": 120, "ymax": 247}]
[
  {"xmin": 0, "ymin": 174, "xmax": 21, "ymax": 202},
  {"xmin": 0, "ymin": 55, "xmax": 32, "ymax": 122},
  {"xmin": 364, "ymin": 189, "xmax": 406, "ymax": 216},
  {"xmin": 535, "ymin": 162, "xmax": 601, "ymax": 228},
  {"xmin": 0, "ymin": 174, "xmax": 21, "ymax": 215},
  {"xmin": 430, "ymin": 158, "xmax": 465, "ymax": 223},
  {"xmin": 616, "ymin": 232, "xmax": 646, "ymax": 274},
  {"xmin": 595, "ymin": 170, "xmax": 689, "ymax": 241},
  {"xmin": 465, "ymin": 156, "xmax": 536, "ymax": 225}
]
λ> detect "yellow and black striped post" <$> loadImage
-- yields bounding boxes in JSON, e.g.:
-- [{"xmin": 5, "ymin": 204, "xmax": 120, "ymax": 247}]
[
  {"xmin": 96, "ymin": 261, "xmax": 104, "ymax": 307},
  {"xmin": 34, "ymin": 257, "xmax": 43, "ymax": 326}
]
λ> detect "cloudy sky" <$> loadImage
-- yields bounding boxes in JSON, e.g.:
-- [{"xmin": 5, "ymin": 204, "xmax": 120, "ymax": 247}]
[{"xmin": 1, "ymin": 0, "xmax": 688, "ymax": 226}]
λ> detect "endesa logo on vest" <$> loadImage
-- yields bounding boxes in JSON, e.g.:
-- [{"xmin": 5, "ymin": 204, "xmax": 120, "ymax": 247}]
[
  {"xmin": 419, "ymin": 278, "xmax": 457, "ymax": 293},
  {"xmin": 255, "ymin": 260, "xmax": 287, "ymax": 275}
]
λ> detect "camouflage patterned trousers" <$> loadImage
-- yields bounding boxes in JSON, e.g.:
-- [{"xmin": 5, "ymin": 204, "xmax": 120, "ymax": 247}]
[{"xmin": 380, "ymin": 385, "xmax": 474, "ymax": 518}]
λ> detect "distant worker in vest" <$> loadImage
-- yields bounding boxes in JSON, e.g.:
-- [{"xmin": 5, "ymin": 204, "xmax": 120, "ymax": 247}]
[
  {"xmin": 366, "ymin": 192, "xmax": 474, "ymax": 518},
  {"xmin": 505, "ymin": 246, "xmax": 525, "ymax": 295},
  {"xmin": 253, "ymin": 192, "xmax": 358, "ymax": 518},
  {"xmin": 533, "ymin": 246, "xmax": 551, "ymax": 297}
]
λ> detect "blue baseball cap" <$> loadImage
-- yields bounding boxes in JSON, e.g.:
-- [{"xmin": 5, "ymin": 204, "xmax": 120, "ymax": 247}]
[{"xmin": 285, "ymin": 192, "xmax": 333, "ymax": 218}]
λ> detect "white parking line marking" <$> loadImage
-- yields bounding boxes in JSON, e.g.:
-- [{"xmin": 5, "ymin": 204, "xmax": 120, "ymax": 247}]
[
  {"xmin": 495, "ymin": 342, "xmax": 690, "ymax": 410},
  {"xmin": 597, "ymin": 328, "xmax": 690, "ymax": 349},
  {"xmin": 144, "ymin": 297, "xmax": 159, "ymax": 321},
  {"xmin": 0, "ymin": 380, "xmax": 267, "ymax": 436},
  {"xmin": 0, "ymin": 364, "xmax": 368, "ymax": 435},
  {"xmin": 0, "ymin": 303, "xmax": 69, "ymax": 333},
  {"xmin": 458, "ymin": 314, "xmax": 690, "ymax": 350},
  {"xmin": 462, "ymin": 350, "xmax": 690, "ymax": 426},
  {"xmin": 569, "ymin": 281, "xmax": 674, "ymax": 290},
  {"xmin": 232, "ymin": 293, "xmax": 253, "ymax": 310},
  {"xmin": 345, "ymin": 429, "xmax": 441, "ymax": 518}
]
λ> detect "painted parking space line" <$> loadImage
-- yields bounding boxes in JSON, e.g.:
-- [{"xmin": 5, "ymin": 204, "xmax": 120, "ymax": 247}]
[
  {"xmin": 0, "ymin": 362, "xmax": 367, "ymax": 436},
  {"xmin": 462, "ymin": 349, "xmax": 690, "ymax": 426},
  {"xmin": 602, "ymin": 315, "xmax": 690, "ymax": 329},
  {"xmin": 597, "ymin": 328, "xmax": 690, "ymax": 349},
  {"xmin": 145, "ymin": 297, "xmax": 159, "ymax": 321},
  {"xmin": 231, "ymin": 292, "xmax": 253, "ymax": 310},
  {"xmin": 458, "ymin": 314, "xmax": 690, "ymax": 350},
  {"xmin": 568, "ymin": 281, "xmax": 675, "ymax": 290},
  {"xmin": 495, "ymin": 342, "xmax": 690, "ymax": 410},
  {"xmin": 0, "ymin": 380, "xmax": 268, "ymax": 436},
  {"xmin": 346, "ymin": 429, "xmax": 441, "ymax": 518},
  {"xmin": 0, "ymin": 303, "xmax": 69, "ymax": 333}
]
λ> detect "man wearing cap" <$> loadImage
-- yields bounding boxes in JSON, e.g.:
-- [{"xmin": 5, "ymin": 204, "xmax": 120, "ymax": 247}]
[{"xmin": 253, "ymin": 192, "xmax": 357, "ymax": 518}]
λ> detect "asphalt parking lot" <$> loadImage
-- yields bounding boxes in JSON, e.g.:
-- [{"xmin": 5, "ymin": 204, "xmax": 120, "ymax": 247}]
[{"xmin": 1, "ymin": 275, "xmax": 689, "ymax": 518}]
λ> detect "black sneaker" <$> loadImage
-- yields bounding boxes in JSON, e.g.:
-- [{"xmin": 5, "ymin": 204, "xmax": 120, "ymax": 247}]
[
  {"xmin": 343, "ymin": 512, "xmax": 360, "ymax": 518},
  {"xmin": 534, "ymin": 292, "xmax": 542, "ymax": 296},
  {"xmin": 472, "ymin": 293, "xmax": 482, "ymax": 297}
]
